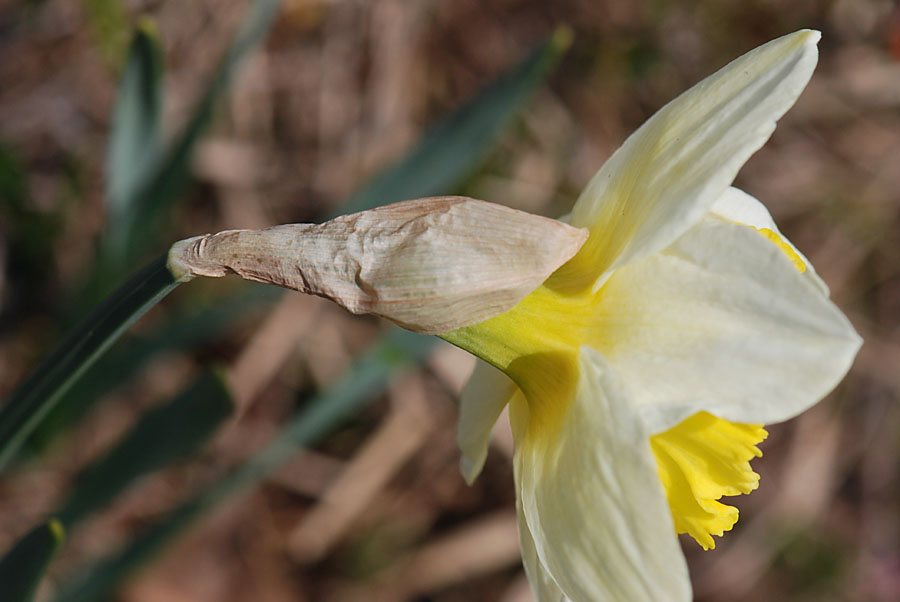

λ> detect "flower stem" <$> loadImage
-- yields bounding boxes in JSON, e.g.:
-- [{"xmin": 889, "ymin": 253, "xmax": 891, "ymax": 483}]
[{"xmin": 0, "ymin": 255, "xmax": 180, "ymax": 470}]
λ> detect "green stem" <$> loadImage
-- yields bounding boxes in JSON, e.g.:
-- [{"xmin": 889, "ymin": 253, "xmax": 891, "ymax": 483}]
[{"xmin": 0, "ymin": 255, "xmax": 180, "ymax": 469}]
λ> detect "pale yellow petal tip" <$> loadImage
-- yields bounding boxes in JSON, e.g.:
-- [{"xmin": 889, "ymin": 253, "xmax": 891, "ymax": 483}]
[
  {"xmin": 459, "ymin": 455, "xmax": 483, "ymax": 486},
  {"xmin": 800, "ymin": 29, "xmax": 822, "ymax": 45},
  {"xmin": 759, "ymin": 29, "xmax": 820, "ymax": 70},
  {"xmin": 773, "ymin": 29, "xmax": 820, "ymax": 51}
]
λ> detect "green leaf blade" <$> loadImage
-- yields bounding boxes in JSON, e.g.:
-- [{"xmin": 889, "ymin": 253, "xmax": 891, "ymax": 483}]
[
  {"xmin": 105, "ymin": 20, "xmax": 165, "ymax": 253},
  {"xmin": 28, "ymin": 286, "xmax": 279, "ymax": 454},
  {"xmin": 0, "ymin": 256, "xmax": 180, "ymax": 470},
  {"xmin": 50, "ymin": 328, "xmax": 434, "ymax": 602},
  {"xmin": 338, "ymin": 26, "xmax": 571, "ymax": 217},
  {"xmin": 0, "ymin": 519, "xmax": 66, "ymax": 602},
  {"xmin": 116, "ymin": 0, "xmax": 283, "ymax": 270},
  {"xmin": 54, "ymin": 370, "xmax": 233, "ymax": 528},
  {"xmin": 1, "ymin": 0, "xmax": 284, "ymax": 470}
]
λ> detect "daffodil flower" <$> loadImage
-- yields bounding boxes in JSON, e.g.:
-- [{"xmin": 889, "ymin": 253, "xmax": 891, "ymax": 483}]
[
  {"xmin": 441, "ymin": 30, "xmax": 861, "ymax": 601},
  {"xmin": 168, "ymin": 28, "xmax": 861, "ymax": 602}
]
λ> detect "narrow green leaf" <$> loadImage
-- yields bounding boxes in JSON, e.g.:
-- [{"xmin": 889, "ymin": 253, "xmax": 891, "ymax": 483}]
[
  {"xmin": 54, "ymin": 370, "xmax": 233, "ymax": 528},
  {"xmin": 116, "ymin": 0, "xmax": 282, "ymax": 270},
  {"xmin": 0, "ymin": 519, "xmax": 65, "ymax": 602},
  {"xmin": 51, "ymin": 329, "xmax": 434, "ymax": 602},
  {"xmin": 337, "ymin": 26, "xmax": 571, "ymax": 217},
  {"xmin": 1, "ymin": 0, "xmax": 281, "ymax": 468},
  {"xmin": 0, "ymin": 256, "xmax": 180, "ymax": 470},
  {"xmin": 0, "ymin": 372, "xmax": 229, "ymax": 600},
  {"xmin": 105, "ymin": 20, "xmax": 164, "ymax": 255},
  {"xmin": 28, "ymin": 286, "xmax": 279, "ymax": 454}
]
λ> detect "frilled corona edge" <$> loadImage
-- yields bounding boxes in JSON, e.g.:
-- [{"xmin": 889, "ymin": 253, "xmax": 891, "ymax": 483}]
[{"xmin": 167, "ymin": 196, "xmax": 589, "ymax": 334}]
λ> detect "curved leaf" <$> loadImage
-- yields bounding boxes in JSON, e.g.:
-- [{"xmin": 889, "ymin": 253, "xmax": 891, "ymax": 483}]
[
  {"xmin": 0, "ymin": 256, "xmax": 180, "ymax": 470},
  {"xmin": 0, "ymin": 520, "xmax": 65, "ymax": 602}
]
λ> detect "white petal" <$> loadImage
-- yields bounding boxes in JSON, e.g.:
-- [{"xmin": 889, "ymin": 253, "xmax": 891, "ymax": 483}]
[
  {"xmin": 596, "ymin": 216, "xmax": 862, "ymax": 434},
  {"xmin": 710, "ymin": 186, "xmax": 828, "ymax": 294},
  {"xmin": 514, "ymin": 347, "xmax": 691, "ymax": 602},
  {"xmin": 569, "ymin": 30, "xmax": 820, "ymax": 286},
  {"xmin": 457, "ymin": 360, "xmax": 516, "ymax": 484},
  {"xmin": 517, "ymin": 497, "xmax": 571, "ymax": 602}
]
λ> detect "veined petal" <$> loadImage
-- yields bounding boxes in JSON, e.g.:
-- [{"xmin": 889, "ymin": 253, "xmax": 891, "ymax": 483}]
[
  {"xmin": 710, "ymin": 186, "xmax": 828, "ymax": 294},
  {"xmin": 594, "ymin": 216, "xmax": 861, "ymax": 434},
  {"xmin": 517, "ymin": 496, "xmax": 572, "ymax": 602},
  {"xmin": 457, "ymin": 359, "xmax": 516, "ymax": 484},
  {"xmin": 514, "ymin": 347, "xmax": 691, "ymax": 602},
  {"xmin": 563, "ymin": 30, "xmax": 820, "ymax": 289}
]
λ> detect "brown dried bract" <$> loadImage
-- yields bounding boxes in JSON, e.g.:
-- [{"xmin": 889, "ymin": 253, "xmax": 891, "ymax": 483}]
[{"xmin": 168, "ymin": 197, "xmax": 588, "ymax": 334}]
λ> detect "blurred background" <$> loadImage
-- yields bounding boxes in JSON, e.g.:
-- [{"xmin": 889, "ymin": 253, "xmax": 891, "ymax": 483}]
[{"xmin": 1, "ymin": 0, "xmax": 899, "ymax": 601}]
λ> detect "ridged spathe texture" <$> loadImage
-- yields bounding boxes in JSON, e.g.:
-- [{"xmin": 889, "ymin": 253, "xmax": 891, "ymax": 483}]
[{"xmin": 168, "ymin": 196, "xmax": 588, "ymax": 334}]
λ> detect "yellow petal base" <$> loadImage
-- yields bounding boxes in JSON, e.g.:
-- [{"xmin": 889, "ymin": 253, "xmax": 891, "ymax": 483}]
[
  {"xmin": 442, "ymin": 283, "xmax": 599, "ymax": 447},
  {"xmin": 650, "ymin": 411, "xmax": 767, "ymax": 550}
]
